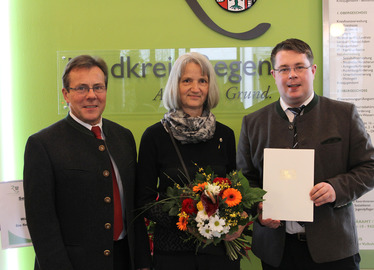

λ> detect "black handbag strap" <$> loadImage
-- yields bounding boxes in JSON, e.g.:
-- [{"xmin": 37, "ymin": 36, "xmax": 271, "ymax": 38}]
[{"xmin": 165, "ymin": 124, "xmax": 191, "ymax": 182}]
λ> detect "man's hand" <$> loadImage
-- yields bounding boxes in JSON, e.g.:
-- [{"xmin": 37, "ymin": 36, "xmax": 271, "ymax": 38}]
[
  {"xmin": 257, "ymin": 202, "xmax": 282, "ymax": 229},
  {"xmin": 310, "ymin": 182, "xmax": 336, "ymax": 207},
  {"xmin": 224, "ymin": 212, "xmax": 248, "ymax": 241}
]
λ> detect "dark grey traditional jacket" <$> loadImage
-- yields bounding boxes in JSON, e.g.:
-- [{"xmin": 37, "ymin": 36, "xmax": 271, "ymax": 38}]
[
  {"xmin": 24, "ymin": 114, "xmax": 151, "ymax": 270},
  {"xmin": 237, "ymin": 94, "xmax": 374, "ymax": 266}
]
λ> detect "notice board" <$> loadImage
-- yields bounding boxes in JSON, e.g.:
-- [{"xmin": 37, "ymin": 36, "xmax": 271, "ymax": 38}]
[{"xmin": 323, "ymin": 1, "xmax": 374, "ymax": 268}]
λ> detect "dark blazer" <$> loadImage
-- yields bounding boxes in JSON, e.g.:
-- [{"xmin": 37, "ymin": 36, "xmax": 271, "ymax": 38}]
[
  {"xmin": 24, "ymin": 115, "xmax": 151, "ymax": 270},
  {"xmin": 136, "ymin": 121, "xmax": 236, "ymax": 255},
  {"xmin": 237, "ymin": 94, "xmax": 374, "ymax": 266}
]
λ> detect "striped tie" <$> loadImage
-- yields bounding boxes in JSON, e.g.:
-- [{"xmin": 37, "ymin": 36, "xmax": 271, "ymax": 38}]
[
  {"xmin": 288, "ymin": 105, "xmax": 305, "ymax": 149},
  {"xmin": 288, "ymin": 106, "xmax": 306, "ymax": 227}
]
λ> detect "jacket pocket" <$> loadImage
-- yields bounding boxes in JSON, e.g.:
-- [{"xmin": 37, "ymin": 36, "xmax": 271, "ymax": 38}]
[{"xmin": 321, "ymin": 137, "xmax": 342, "ymax": 145}]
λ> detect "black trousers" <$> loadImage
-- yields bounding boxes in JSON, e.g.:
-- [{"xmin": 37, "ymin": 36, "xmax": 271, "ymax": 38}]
[
  {"xmin": 261, "ymin": 234, "xmax": 360, "ymax": 270},
  {"xmin": 113, "ymin": 236, "xmax": 131, "ymax": 270},
  {"xmin": 153, "ymin": 252, "xmax": 240, "ymax": 270}
]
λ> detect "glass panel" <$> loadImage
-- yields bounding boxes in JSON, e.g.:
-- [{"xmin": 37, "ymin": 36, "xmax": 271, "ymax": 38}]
[{"xmin": 57, "ymin": 47, "xmax": 276, "ymax": 115}]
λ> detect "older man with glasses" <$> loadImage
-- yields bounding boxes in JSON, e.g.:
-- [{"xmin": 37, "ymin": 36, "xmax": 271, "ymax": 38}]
[{"xmin": 24, "ymin": 55, "xmax": 151, "ymax": 270}]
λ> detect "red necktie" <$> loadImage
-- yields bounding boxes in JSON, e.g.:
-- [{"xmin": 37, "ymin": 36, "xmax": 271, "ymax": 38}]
[{"xmin": 91, "ymin": 126, "xmax": 124, "ymax": 240}]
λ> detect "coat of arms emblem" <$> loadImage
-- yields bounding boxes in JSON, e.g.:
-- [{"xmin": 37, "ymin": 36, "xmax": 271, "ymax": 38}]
[
  {"xmin": 186, "ymin": 0, "xmax": 269, "ymax": 40},
  {"xmin": 216, "ymin": 0, "xmax": 257, "ymax": 12}
]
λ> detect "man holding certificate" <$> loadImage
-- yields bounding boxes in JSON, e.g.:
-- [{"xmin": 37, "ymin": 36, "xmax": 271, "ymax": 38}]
[{"xmin": 237, "ymin": 38, "xmax": 374, "ymax": 270}]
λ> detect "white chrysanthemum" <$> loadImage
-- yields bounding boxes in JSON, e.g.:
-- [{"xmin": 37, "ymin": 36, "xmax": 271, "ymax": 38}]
[
  {"xmin": 211, "ymin": 230, "xmax": 223, "ymax": 238},
  {"xmin": 195, "ymin": 210, "xmax": 209, "ymax": 223},
  {"xmin": 208, "ymin": 215, "xmax": 225, "ymax": 232},
  {"xmin": 196, "ymin": 221, "xmax": 205, "ymax": 228},
  {"xmin": 205, "ymin": 183, "xmax": 221, "ymax": 196},
  {"xmin": 222, "ymin": 225, "xmax": 230, "ymax": 234},
  {"xmin": 198, "ymin": 224, "xmax": 213, "ymax": 239}
]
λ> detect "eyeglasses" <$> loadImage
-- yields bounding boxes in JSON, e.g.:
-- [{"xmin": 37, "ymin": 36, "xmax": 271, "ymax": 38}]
[
  {"xmin": 273, "ymin": 65, "xmax": 312, "ymax": 75},
  {"xmin": 68, "ymin": 85, "xmax": 107, "ymax": 95}
]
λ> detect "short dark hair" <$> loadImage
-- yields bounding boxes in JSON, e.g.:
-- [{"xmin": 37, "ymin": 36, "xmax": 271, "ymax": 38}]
[
  {"xmin": 62, "ymin": 55, "xmax": 108, "ymax": 90},
  {"xmin": 270, "ymin": 38, "xmax": 314, "ymax": 68}
]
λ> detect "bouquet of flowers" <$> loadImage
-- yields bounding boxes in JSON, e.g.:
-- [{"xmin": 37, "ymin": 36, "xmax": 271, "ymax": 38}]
[{"xmin": 159, "ymin": 165, "xmax": 266, "ymax": 261}]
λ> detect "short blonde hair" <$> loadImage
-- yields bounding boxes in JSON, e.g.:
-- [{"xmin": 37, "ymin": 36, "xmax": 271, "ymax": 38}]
[{"xmin": 162, "ymin": 52, "xmax": 219, "ymax": 111}]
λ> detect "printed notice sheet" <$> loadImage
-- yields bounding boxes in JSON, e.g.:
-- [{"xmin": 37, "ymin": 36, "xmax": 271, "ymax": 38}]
[
  {"xmin": 324, "ymin": 0, "xmax": 374, "ymax": 251},
  {"xmin": 0, "ymin": 180, "xmax": 32, "ymax": 249},
  {"xmin": 262, "ymin": 148, "xmax": 314, "ymax": 221}
]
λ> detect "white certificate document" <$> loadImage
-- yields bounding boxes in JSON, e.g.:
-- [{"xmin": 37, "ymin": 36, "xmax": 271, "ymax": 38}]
[{"xmin": 263, "ymin": 148, "xmax": 314, "ymax": 221}]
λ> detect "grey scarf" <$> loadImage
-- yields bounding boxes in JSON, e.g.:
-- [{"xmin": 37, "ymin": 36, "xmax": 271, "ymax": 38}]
[{"xmin": 161, "ymin": 109, "xmax": 216, "ymax": 144}]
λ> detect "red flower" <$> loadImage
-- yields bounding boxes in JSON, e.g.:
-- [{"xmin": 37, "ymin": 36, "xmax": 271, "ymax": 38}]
[
  {"xmin": 201, "ymin": 193, "xmax": 219, "ymax": 217},
  {"xmin": 213, "ymin": 177, "xmax": 232, "ymax": 185},
  {"xmin": 213, "ymin": 177, "xmax": 232, "ymax": 197},
  {"xmin": 181, "ymin": 198, "xmax": 197, "ymax": 215},
  {"xmin": 148, "ymin": 233, "xmax": 154, "ymax": 255},
  {"xmin": 144, "ymin": 218, "xmax": 150, "ymax": 227}
]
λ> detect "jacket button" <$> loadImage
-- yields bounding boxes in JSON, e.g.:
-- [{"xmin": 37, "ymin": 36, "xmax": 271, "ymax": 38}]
[
  {"xmin": 105, "ymin": 223, "xmax": 112, "ymax": 230},
  {"xmin": 104, "ymin": 197, "xmax": 112, "ymax": 203},
  {"xmin": 104, "ymin": 250, "xmax": 111, "ymax": 256},
  {"xmin": 288, "ymin": 124, "xmax": 294, "ymax": 130},
  {"xmin": 99, "ymin": 145, "xmax": 106, "ymax": 151},
  {"xmin": 103, "ymin": 170, "xmax": 110, "ymax": 177}
]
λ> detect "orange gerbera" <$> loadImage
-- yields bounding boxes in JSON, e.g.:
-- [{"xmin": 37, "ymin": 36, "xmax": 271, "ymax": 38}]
[
  {"xmin": 193, "ymin": 182, "xmax": 208, "ymax": 193},
  {"xmin": 222, "ymin": 188, "xmax": 242, "ymax": 207},
  {"xmin": 176, "ymin": 212, "xmax": 189, "ymax": 231}
]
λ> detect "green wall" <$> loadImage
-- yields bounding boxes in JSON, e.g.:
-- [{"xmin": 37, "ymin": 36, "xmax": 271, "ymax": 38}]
[
  {"xmin": 9, "ymin": 0, "xmax": 324, "ymax": 154},
  {"xmin": 2, "ymin": 0, "xmax": 371, "ymax": 269}
]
